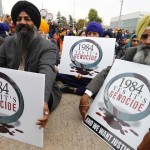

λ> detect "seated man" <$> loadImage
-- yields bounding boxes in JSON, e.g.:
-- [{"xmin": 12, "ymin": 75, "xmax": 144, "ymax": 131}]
[
  {"xmin": 79, "ymin": 13, "xmax": 150, "ymax": 150},
  {"xmin": 0, "ymin": 1, "xmax": 62, "ymax": 128},
  {"xmin": 57, "ymin": 21, "xmax": 104, "ymax": 95}
]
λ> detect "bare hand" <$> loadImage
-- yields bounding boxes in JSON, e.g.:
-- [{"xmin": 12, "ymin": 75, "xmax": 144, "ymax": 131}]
[
  {"xmin": 36, "ymin": 102, "xmax": 50, "ymax": 128},
  {"xmin": 55, "ymin": 66, "xmax": 59, "ymax": 73},
  {"xmin": 75, "ymin": 74, "xmax": 82, "ymax": 80},
  {"xmin": 79, "ymin": 93, "xmax": 90, "ymax": 120},
  {"xmin": 138, "ymin": 131, "xmax": 150, "ymax": 150}
]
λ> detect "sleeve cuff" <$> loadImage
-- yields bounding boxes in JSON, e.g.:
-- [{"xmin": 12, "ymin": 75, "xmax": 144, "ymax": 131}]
[{"xmin": 85, "ymin": 89, "xmax": 93, "ymax": 97}]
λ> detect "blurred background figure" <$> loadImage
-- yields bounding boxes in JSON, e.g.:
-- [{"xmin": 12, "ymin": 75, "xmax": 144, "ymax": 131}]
[
  {"xmin": 9, "ymin": 22, "xmax": 16, "ymax": 36},
  {"xmin": 102, "ymin": 30, "xmax": 113, "ymax": 38},
  {"xmin": 3, "ymin": 14, "xmax": 11, "ymax": 30},
  {"xmin": 38, "ymin": 18, "xmax": 49, "ymax": 39},
  {"xmin": 38, "ymin": 18, "xmax": 60, "ymax": 66},
  {"xmin": 0, "ymin": 22, "xmax": 9, "ymax": 38},
  {"xmin": 116, "ymin": 33, "xmax": 139, "ymax": 58},
  {"xmin": 53, "ymin": 32, "xmax": 60, "ymax": 48},
  {"xmin": 115, "ymin": 35, "xmax": 127, "ymax": 56},
  {"xmin": 49, "ymin": 21, "xmax": 58, "ymax": 39},
  {"xmin": 78, "ymin": 29, "xmax": 86, "ymax": 36}
]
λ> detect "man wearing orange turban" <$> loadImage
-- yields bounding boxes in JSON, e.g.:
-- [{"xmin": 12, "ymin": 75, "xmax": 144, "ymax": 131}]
[{"xmin": 39, "ymin": 18, "xmax": 49, "ymax": 34}]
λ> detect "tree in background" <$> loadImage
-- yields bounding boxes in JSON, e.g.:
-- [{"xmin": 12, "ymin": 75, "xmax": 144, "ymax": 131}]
[
  {"xmin": 77, "ymin": 8, "xmax": 102, "ymax": 30},
  {"xmin": 68, "ymin": 14, "xmax": 77, "ymax": 30},
  {"xmin": 60, "ymin": 16, "xmax": 67, "ymax": 27},
  {"xmin": 56, "ymin": 11, "xmax": 67, "ymax": 27},
  {"xmin": 56, "ymin": 8, "xmax": 103, "ymax": 30},
  {"xmin": 68, "ymin": 15, "xmax": 73, "ymax": 27},
  {"xmin": 56, "ymin": 11, "xmax": 61, "ymax": 26},
  {"xmin": 77, "ymin": 19, "xmax": 85, "ymax": 30},
  {"xmin": 88, "ymin": 8, "xmax": 102, "ymax": 23}
]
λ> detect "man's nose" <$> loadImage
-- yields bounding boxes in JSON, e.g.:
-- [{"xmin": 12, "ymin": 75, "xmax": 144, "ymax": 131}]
[
  {"xmin": 19, "ymin": 18, "xmax": 27, "ymax": 24},
  {"xmin": 90, "ymin": 33, "xmax": 95, "ymax": 37},
  {"xmin": 135, "ymin": 41, "xmax": 139, "ymax": 46}
]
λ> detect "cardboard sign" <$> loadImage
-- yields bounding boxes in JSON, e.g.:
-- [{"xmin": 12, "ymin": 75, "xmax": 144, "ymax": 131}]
[
  {"xmin": 84, "ymin": 59, "xmax": 150, "ymax": 150},
  {"xmin": 46, "ymin": 13, "xmax": 53, "ymax": 21},
  {"xmin": 0, "ymin": 67, "xmax": 45, "ymax": 148},
  {"xmin": 59, "ymin": 36, "xmax": 116, "ymax": 78},
  {"xmin": 40, "ymin": 9, "xmax": 47, "ymax": 18}
]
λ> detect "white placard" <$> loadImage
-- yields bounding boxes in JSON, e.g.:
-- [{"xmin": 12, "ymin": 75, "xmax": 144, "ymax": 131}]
[
  {"xmin": 84, "ymin": 59, "xmax": 150, "ymax": 150},
  {"xmin": 46, "ymin": 13, "xmax": 53, "ymax": 21},
  {"xmin": 59, "ymin": 36, "xmax": 116, "ymax": 78},
  {"xmin": 40, "ymin": 9, "xmax": 47, "ymax": 18},
  {"xmin": 0, "ymin": 67, "xmax": 45, "ymax": 148}
]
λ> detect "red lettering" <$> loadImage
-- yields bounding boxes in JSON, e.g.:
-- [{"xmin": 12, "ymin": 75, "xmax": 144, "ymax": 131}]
[
  {"xmin": 132, "ymin": 101, "xmax": 138, "ymax": 109},
  {"xmin": 121, "ymin": 96, "xmax": 126, "ymax": 103},
  {"xmin": 109, "ymin": 91, "xmax": 145, "ymax": 112},
  {"xmin": 8, "ymin": 102, "xmax": 11, "ymax": 110},
  {"xmin": 125, "ymin": 98, "xmax": 131, "ymax": 105},
  {"xmin": 0, "ymin": 100, "xmax": 17, "ymax": 112},
  {"xmin": 0, "ymin": 100, "xmax": 4, "ymax": 108},
  {"xmin": 73, "ymin": 53, "xmax": 98, "ymax": 61},
  {"xmin": 138, "ymin": 104, "xmax": 144, "ymax": 112},
  {"xmin": 109, "ymin": 91, "xmax": 114, "ymax": 97},
  {"xmin": 116, "ymin": 94, "xmax": 122, "ymax": 101},
  {"xmin": 129, "ymin": 100, "xmax": 134, "ymax": 107},
  {"xmin": 113, "ymin": 92, "xmax": 118, "ymax": 99},
  {"xmin": 73, "ymin": 54, "xmax": 77, "ymax": 59},
  {"xmin": 13, "ymin": 103, "xmax": 16, "ymax": 112}
]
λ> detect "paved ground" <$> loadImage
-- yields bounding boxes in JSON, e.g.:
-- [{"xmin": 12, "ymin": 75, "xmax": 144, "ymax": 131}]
[{"xmin": 0, "ymin": 86, "xmax": 111, "ymax": 150}]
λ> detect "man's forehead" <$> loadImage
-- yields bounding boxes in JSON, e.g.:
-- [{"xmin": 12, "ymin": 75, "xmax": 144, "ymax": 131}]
[
  {"xmin": 18, "ymin": 11, "xmax": 29, "ymax": 17},
  {"xmin": 143, "ymin": 28, "xmax": 150, "ymax": 34},
  {"xmin": 132, "ymin": 37, "xmax": 139, "ymax": 40}
]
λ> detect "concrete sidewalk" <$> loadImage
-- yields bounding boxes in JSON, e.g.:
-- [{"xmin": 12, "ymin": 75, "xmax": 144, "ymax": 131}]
[{"xmin": 0, "ymin": 93, "xmax": 111, "ymax": 150}]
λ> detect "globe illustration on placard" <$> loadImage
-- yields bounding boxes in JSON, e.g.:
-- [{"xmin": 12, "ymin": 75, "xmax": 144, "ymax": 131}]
[
  {"xmin": 0, "ymin": 72, "xmax": 24, "ymax": 123},
  {"xmin": 104, "ymin": 73, "xmax": 150, "ymax": 121},
  {"xmin": 69, "ymin": 39, "xmax": 103, "ymax": 69}
]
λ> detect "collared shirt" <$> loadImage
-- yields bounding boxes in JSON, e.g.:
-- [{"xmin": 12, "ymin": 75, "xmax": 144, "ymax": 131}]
[{"xmin": 18, "ymin": 55, "xmax": 26, "ymax": 71}]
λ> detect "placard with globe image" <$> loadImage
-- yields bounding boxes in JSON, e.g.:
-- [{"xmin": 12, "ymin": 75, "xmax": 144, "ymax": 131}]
[
  {"xmin": 84, "ymin": 59, "xmax": 150, "ymax": 150},
  {"xmin": 59, "ymin": 36, "xmax": 116, "ymax": 78}
]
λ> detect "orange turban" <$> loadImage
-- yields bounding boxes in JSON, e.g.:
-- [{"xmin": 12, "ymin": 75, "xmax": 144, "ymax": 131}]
[{"xmin": 39, "ymin": 18, "xmax": 49, "ymax": 34}]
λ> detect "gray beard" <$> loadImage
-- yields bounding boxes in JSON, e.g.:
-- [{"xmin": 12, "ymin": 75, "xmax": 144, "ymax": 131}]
[
  {"xmin": 15, "ymin": 25, "xmax": 37, "ymax": 55},
  {"xmin": 133, "ymin": 45, "xmax": 150, "ymax": 65},
  {"xmin": 15, "ymin": 26, "xmax": 37, "ymax": 63}
]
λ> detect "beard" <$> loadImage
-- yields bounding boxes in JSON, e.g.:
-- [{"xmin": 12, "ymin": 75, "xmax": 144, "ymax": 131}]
[
  {"xmin": 15, "ymin": 24, "xmax": 36, "ymax": 55},
  {"xmin": 133, "ymin": 45, "xmax": 150, "ymax": 65}
]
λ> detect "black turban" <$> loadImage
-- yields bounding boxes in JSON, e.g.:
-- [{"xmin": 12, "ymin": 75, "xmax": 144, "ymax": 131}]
[{"xmin": 11, "ymin": 1, "xmax": 41, "ymax": 29}]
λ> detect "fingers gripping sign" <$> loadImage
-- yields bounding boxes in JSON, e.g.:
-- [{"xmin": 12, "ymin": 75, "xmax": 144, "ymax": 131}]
[{"xmin": 36, "ymin": 102, "xmax": 50, "ymax": 128}]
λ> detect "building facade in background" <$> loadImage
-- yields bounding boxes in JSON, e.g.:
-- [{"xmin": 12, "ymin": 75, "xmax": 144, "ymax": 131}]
[
  {"xmin": 0, "ymin": 0, "xmax": 3, "ymax": 16},
  {"xmin": 110, "ymin": 11, "xmax": 149, "ymax": 32}
]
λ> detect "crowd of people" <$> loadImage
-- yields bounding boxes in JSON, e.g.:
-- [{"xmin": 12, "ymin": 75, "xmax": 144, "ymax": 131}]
[{"xmin": 0, "ymin": 0, "xmax": 150, "ymax": 149}]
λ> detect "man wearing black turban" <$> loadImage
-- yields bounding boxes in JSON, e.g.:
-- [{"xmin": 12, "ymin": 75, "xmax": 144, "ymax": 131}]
[
  {"xmin": 0, "ymin": 1, "xmax": 62, "ymax": 128},
  {"xmin": 11, "ymin": 1, "xmax": 41, "ymax": 29}
]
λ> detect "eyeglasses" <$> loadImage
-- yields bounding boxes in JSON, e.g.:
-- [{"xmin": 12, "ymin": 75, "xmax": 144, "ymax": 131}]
[{"xmin": 141, "ymin": 33, "xmax": 150, "ymax": 40}]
